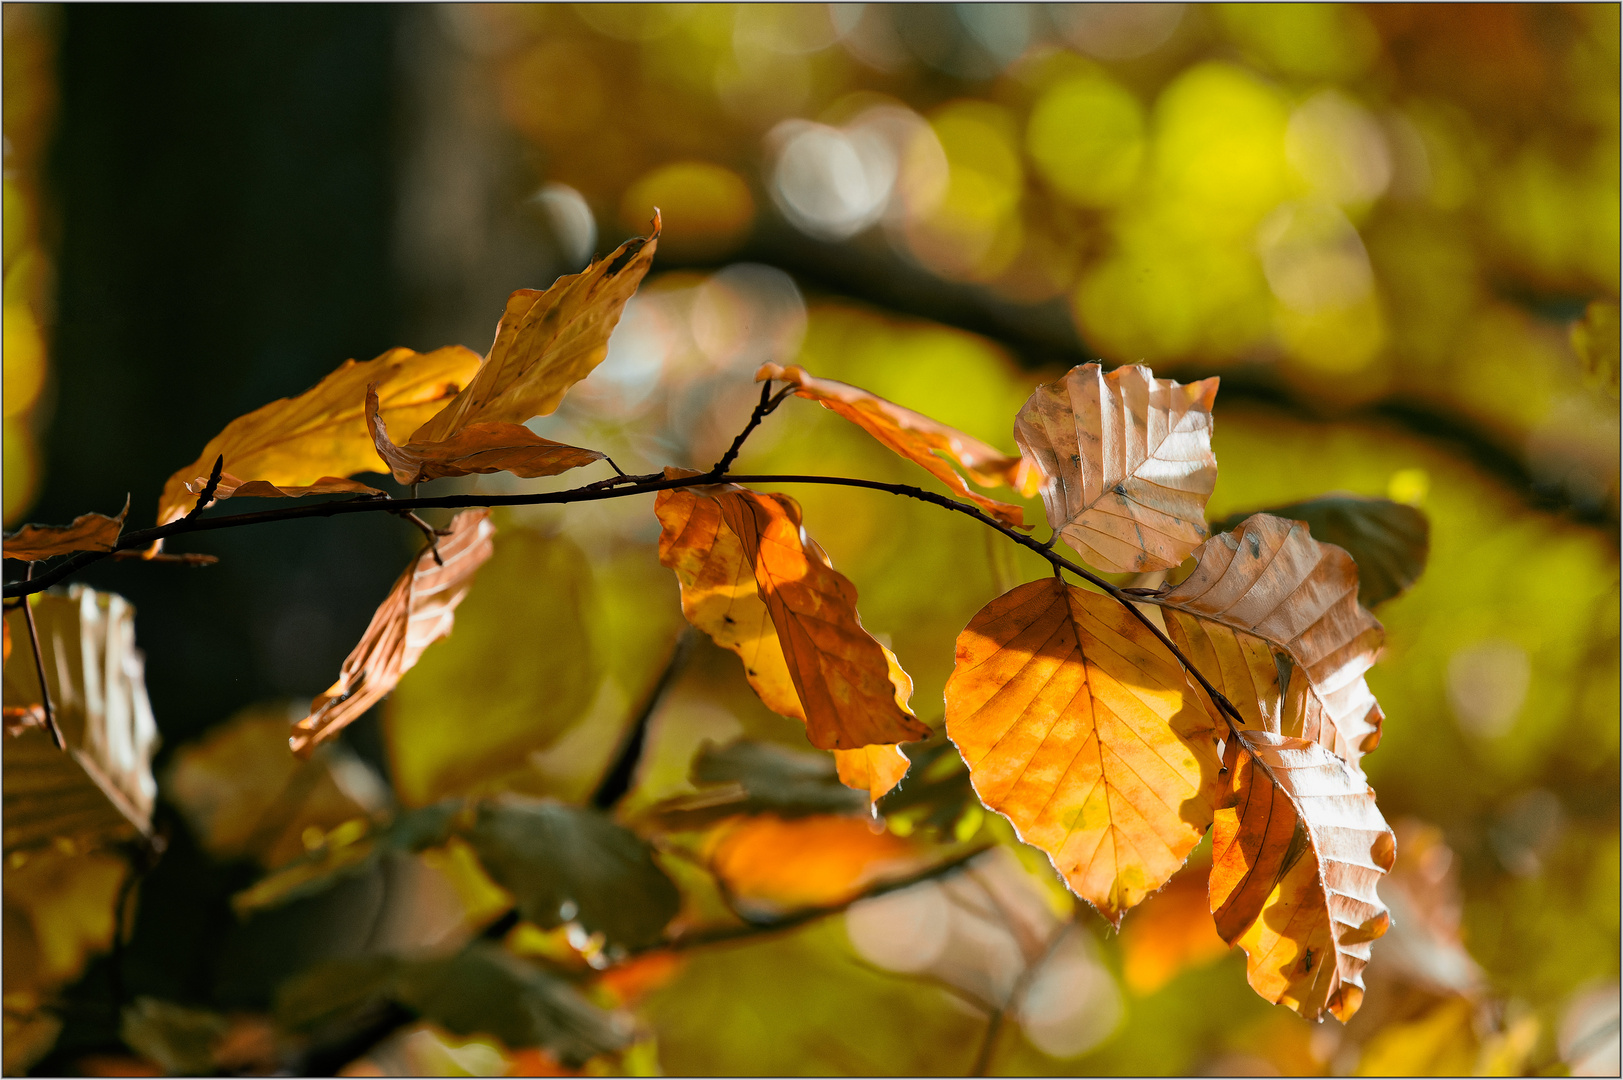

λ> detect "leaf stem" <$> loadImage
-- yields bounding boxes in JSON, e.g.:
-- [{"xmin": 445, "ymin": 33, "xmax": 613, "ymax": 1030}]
[{"xmin": 20, "ymin": 565, "xmax": 64, "ymax": 750}]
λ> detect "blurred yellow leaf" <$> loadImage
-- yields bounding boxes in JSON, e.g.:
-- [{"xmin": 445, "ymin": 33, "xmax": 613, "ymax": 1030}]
[
  {"xmin": 1014, "ymin": 363, "xmax": 1219, "ymax": 573},
  {"xmin": 1210, "ymin": 729, "xmax": 1396, "ymax": 1022},
  {"xmin": 705, "ymin": 814, "xmax": 923, "ymax": 916},
  {"xmin": 3, "ymin": 496, "xmax": 128, "ymax": 560},
  {"xmin": 943, "ymin": 577, "xmax": 1219, "ymax": 926},
  {"xmin": 291, "ymin": 509, "xmax": 495, "ymax": 757},
  {"xmin": 1355, "ymin": 997, "xmax": 1478, "ymax": 1076},
  {"xmin": 1118, "ymin": 858, "xmax": 1230, "ymax": 995}
]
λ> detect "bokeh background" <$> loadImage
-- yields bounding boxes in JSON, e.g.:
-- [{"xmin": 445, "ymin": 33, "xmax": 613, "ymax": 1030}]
[{"xmin": 3, "ymin": 4, "xmax": 1618, "ymax": 1076}]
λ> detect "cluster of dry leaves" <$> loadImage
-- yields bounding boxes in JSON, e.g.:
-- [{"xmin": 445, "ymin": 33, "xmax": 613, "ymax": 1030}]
[{"xmin": 4, "ymin": 216, "xmax": 1408, "ymax": 1025}]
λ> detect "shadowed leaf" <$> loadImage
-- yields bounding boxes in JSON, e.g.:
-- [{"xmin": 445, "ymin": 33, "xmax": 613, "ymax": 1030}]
[
  {"xmin": 3, "ymin": 498, "xmax": 129, "ymax": 561},
  {"xmin": 1015, "ymin": 363, "xmax": 1219, "ymax": 573},
  {"xmin": 366, "ymin": 386, "xmax": 604, "ymax": 486},
  {"xmin": 654, "ymin": 478, "xmax": 927, "ymax": 776},
  {"xmin": 645, "ymin": 739, "xmax": 868, "ymax": 831},
  {"xmin": 156, "ymin": 345, "xmax": 480, "ymax": 528},
  {"xmin": 185, "ymin": 473, "xmax": 385, "ymax": 504},
  {"xmin": 1211, "ymin": 496, "xmax": 1429, "ymax": 608},
  {"xmin": 757, "ymin": 362, "xmax": 1032, "ymax": 527},
  {"xmin": 1211, "ymin": 729, "xmax": 1395, "ymax": 1023},
  {"xmin": 1151, "ymin": 513, "xmax": 1386, "ymax": 771},
  {"xmin": 944, "ymin": 578, "xmax": 1220, "ymax": 926},
  {"xmin": 290, "ymin": 510, "xmax": 495, "ymax": 757}
]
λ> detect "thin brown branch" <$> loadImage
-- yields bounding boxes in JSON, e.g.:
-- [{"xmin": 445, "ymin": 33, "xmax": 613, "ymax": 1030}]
[
  {"xmin": 590, "ymin": 627, "xmax": 698, "ymax": 810},
  {"xmin": 968, "ymin": 918, "xmax": 1072, "ymax": 1077},
  {"xmin": 185, "ymin": 454, "xmax": 225, "ymax": 520},
  {"xmin": 20, "ymin": 565, "xmax": 64, "ymax": 750}
]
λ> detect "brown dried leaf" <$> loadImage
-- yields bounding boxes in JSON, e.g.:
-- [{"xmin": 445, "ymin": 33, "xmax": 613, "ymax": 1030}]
[
  {"xmin": 1209, "ymin": 728, "xmax": 1396, "ymax": 1023},
  {"xmin": 185, "ymin": 473, "xmax": 385, "ymax": 502},
  {"xmin": 1152, "ymin": 513, "xmax": 1385, "ymax": 771},
  {"xmin": 943, "ymin": 577, "xmax": 1221, "ymax": 925},
  {"xmin": 756, "ymin": 362, "xmax": 1033, "ymax": 527},
  {"xmin": 365, "ymin": 386, "xmax": 604, "ymax": 486},
  {"xmin": 156, "ymin": 345, "xmax": 480, "ymax": 528},
  {"xmin": 3, "ymin": 498, "xmax": 129, "ymax": 561},
  {"xmin": 1014, "ymin": 363, "xmax": 1219, "ymax": 573},
  {"xmin": 410, "ymin": 220, "xmax": 660, "ymax": 444},
  {"xmin": 654, "ymin": 477, "xmax": 927, "ymax": 769},
  {"xmin": 290, "ymin": 509, "xmax": 495, "ymax": 757}
]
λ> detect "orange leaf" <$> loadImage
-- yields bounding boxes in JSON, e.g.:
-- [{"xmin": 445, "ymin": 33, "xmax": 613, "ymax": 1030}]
[
  {"xmin": 410, "ymin": 220, "xmax": 660, "ymax": 444},
  {"xmin": 756, "ymin": 362, "xmax": 1032, "ymax": 527},
  {"xmin": 1152, "ymin": 513, "xmax": 1385, "ymax": 771},
  {"xmin": 832, "ymin": 744, "xmax": 912, "ymax": 805},
  {"xmin": 290, "ymin": 509, "xmax": 495, "ymax": 756},
  {"xmin": 1014, "ymin": 363, "xmax": 1218, "ymax": 573},
  {"xmin": 3, "ymin": 497, "xmax": 129, "ymax": 561},
  {"xmin": 156, "ymin": 345, "xmax": 480, "ymax": 529},
  {"xmin": 186, "ymin": 473, "xmax": 385, "ymax": 502},
  {"xmin": 365, "ymin": 385, "xmax": 604, "ymax": 486},
  {"xmin": 1210, "ymin": 728, "xmax": 1396, "ymax": 1023},
  {"xmin": 705, "ymin": 814, "xmax": 922, "ymax": 914},
  {"xmin": 654, "ymin": 480, "xmax": 928, "ymax": 762},
  {"xmin": 1118, "ymin": 857, "xmax": 1230, "ymax": 995},
  {"xmin": 944, "ymin": 577, "xmax": 1220, "ymax": 926}
]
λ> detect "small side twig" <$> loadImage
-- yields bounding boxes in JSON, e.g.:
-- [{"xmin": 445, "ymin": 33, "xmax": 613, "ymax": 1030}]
[
  {"xmin": 968, "ymin": 918, "xmax": 1072, "ymax": 1077},
  {"xmin": 110, "ymin": 550, "xmax": 219, "ymax": 565},
  {"xmin": 709, "ymin": 381, "xmax": 793, "ymax": 478},
  {"xmin": 393, "ymin": 511, "xmax": 449, "ymax": 566},
  {"xmin": 184, "ymin": 455, "xmax": 225, "ymax": 521},
  {"xmin": 20, "ymin": 565, "xmax": 63, "ymax": 750},
  {"xmin": 591, "ymin": 627, "xmax": 698, "ymax": 810}
]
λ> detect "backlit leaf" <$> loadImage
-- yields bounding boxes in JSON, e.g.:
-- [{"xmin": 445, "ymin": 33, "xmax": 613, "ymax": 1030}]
[
  {"xmin": 756, "ymin": 362, "xmax": 1032, "ymax": 527},
  {"xmin": 365, "ymin": 385, "xmax": 603, "ymax": 486},
  {"xmin": 943, "ymin": 577, "xmax": 1220, "ymax": 926},
  {"xmin": 832, "ymin": 744, "xmax": 912, "ymax": 805},
  {"xmin": 3, "ymin": 497, "xmax": 129, "ymax": 561},
  {"xmin": 185, "ymin": 473, "xmax": 384, "ymax": 503},
  {"xmin": 1209, "ymin": 729, "xmax": 1396, "ymax": 1023},
  {"xmin": 290, "ymin": 509, "xmax": 495, "ymax": 757},
  {"xmin": 654, "ymin": 479, "xmax": 927, "ymax": 769},
  {"xmin": 705, "ymin": 814, "xmax": 925, "ymax": 918},
  {"xmin": 1014, "ymin": 363, "xmax": 1219, "ymax": 573},
  {"xmin": 156, "ymin": 344, "xmax": 480, "ymax": 528},
  {"xmin": 1152, "ymin": 513, "xmax": 1385, "ymax": 770},
  {"xmin": 409, "ymin": 221, "xmax": 660, "ymax": 444},
  {"xmin": 1211, "ymin": 496, "xmax": 1429, "ymax": 608},
  {"xmin": 1117, "ymin": 856, "xmax": 1230, "ymax": 995}
]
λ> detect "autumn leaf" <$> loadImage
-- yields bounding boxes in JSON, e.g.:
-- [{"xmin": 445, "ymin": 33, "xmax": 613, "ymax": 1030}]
[
  {"xmin": 1014, "ymin": 363, "xmax": 1219, "ymax": 573},
  {"xmin": 645, "ymin": 740, "xmax": 870, "ymax": 831},
  {"xmin": 943, "ymin": 577, "xmax": 1221, "ymax": 925},
  {"xmin": 365, "ymin": 385, "xmax": 604, "ymax": 486},
  {"xmin": 185, "ymin": 473, "xmax": 384, "ymax": 503},
  {"xmin": 156, "ymin": 344, "xmax": 480, "ymax": 529},
  {"xmin": 1151, "ymin": 513, "xmax": 1386, "ymax": 770},
  {"xmin": 704, "ymin": 814, "xmax": 925, "ymax": 918},
  {"xmin": 409, "ymin": 220, "xmax": 660, "ymax": 444},
  {"xmin": 1209, "ymin": 728, "xmax": 1396, "ymax": 1023},
  {"xmin": 832, "ymin": 744, "xmax": 913, "ymax": 805},
  {"xmin": 1211, "ymin": 496, "xmax": 1429, "ymax": 608},
  {"xmin": 1117, "ymin": 856, "xmax": 1230, "ymax": 995},
  {"xmin": 654, "ymin": 479, "xmax": 928, "ymax": 766},
  {"xmin": 3, "ymin": 497, "xmax": 129, "ymax": 561},
  {"xmin": 756, "ymin": 362, "xmax": 1032, "ymax": 527},
  {"xmin": 290, "ymin": 509, "xmax": 495, "ymax": 757}
]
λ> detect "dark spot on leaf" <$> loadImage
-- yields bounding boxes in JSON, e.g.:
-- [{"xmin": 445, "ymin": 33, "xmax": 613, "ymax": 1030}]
[
  {"xmin": 605, "ymin": 238, "xmax": 647, "ymax": 277},
  {"xmin": 723, "ymin": 615, "xmax": 735, "ymax": 624},
  {"xmin": 1302, "ymin": 947, "xmax": 1314, "ymax": 971},
  {"xmin": 1114, "ymin": 482, "xmax": 1128, "ymax": 497}
]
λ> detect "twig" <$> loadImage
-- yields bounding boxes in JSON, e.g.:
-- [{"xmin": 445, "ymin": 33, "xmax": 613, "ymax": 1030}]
[
  {"xmin": 590, "ymin": 627, "xmax": 697, "ymax": 810},
  {"xmin": 393, "ymin": 510, "xmax": 448, "ymax": 566},
  {"xmin": 110, "ymin": 550, "xmax": 219, "ymax": 565},
  {"xmin": 709, "ymin": 380, "xmax": 791, "ymax": 477},
  {"xmin": 185, "ymin": 454, "xmax": 225, "ymax": 520},
  {"xmin": 20, "ymin": 566, "xmax": 63, "ymax": 750},
  {"xmin": 968, "ymin": 918, "xmax": 1072, "ymax": 1077}
]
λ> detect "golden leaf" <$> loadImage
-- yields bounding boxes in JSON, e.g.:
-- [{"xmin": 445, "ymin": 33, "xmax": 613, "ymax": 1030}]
[
  {"xmin": 290, "ymin": 509, "xmax": 495, "ymax": 757},
  {"xmin": 943, "ymin": 577, "xmax": 1220, "ymax": 925},
  {"xmin": 409, "ymin": 220, "xmax": 660, "ymax": 444},
  {"xmin": 704, "ymin": 814, "xmax": 923, "ymax": 916},
  {"xmin": 1117, "ymin": 857, "xmax": 1230, "ymax": 995},
  {"xmin": 365, "ymin": 385, "xmax": 604, "ymax": 486},
  {"xmin": 186, "ymin": 473, "xmax": 385, "ymax": 502},
  {"xmin": 832, "ymin": 744, "xmax": 912, "ymax": 805},
  {"xmin": 3, "ymin": 497, "xmax": 129, "ymax": 561},
  {"xmin": 1210, "ymin": 728, "xmax": 1396, "ymax": 1023},
  {"xmin": 654, "ymin": 479, "xmax": 927, "ymax": 782},
  {"xmin": 1152, "ymin": 513, "xmax": 1385, "ymax": 770},
  {"xmin": 756, "ymin": 362, "xmax": 1032, "ymax": 526},
  {"xmin": 156, "ymin": 345, "xmax": 479, "ymax": 529},
  {"xmin": 1014, "ymin": 363, "xmax": 1218, "ymax": 573}
]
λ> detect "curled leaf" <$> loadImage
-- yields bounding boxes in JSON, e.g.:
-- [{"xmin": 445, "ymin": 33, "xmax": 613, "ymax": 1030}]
[
  {"xmin": 365, "ymin": 385, "xmax": 604, "ymax": 486},
  {"xmin": 1210, "ymin": 729, "xmax": 1396, "ymax": 1023},
  {"xmin": 1014, "ymin": 363, "xmax": 1218, "ymax": 573},
  {"xmin": 3, "ymin": 498, "xmax": 130, "ymax": 561},
  {"xmin": 1152, "ymin": 513, "xmax": 1385, "ymax": 771},
  {"xmin": 944, "ymin": 578, "xmax": 1220, "ymax": 926},
  {"xmin": 410, "ymin": 220, "xmax": 660, "ymax": 444},
  {"xmin": 290, "ymin": 509, "xmax": 495, "ymax": 757},
  {"xmin": 185, "ymin": 473, "xmax": 385, "ymax": 503},
  {"xmin": 654, "ymin": 479, "xmax": 928, "ymax": 764},
  {"xmin": 157, "ymin": 345, "xmax": 480, "ymax": 529},
  {"xmin": 757, "ymin": 362, "xmax": 1032, "ymax": 526}
]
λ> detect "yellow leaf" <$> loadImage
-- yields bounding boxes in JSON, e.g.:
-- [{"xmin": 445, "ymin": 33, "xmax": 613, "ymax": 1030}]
[
  {"xmin": 185, "ymin": 473, "xmax": 385, "ymax": 503},
  {"xmin": 705, "ymin": 814, "xmax": 923, "ymax": 916},
  {"xmin": 654, "ymin": 479, "xmax": 927, "ymax": 774},
  {"xmin": 1153, "ymin": 512, "xmax": 1385, "ymax": 770},
  {"xmin": 409, "ymin": 221, "xmax": 660, "ymax": 444},
  {"xmin": 1355, "ymin": 997, "xmax": 1478, "ymax": 1076},
  {"xmin": 365, "ymin": 385, "xmax": 603, "ymax": 486},
  {"xmin": 1209, "ymin": 728, "xmax": 1395, "ymax": 1023},
  {"xmin": 1014, "ymin": 363, "xmax": 1219, "ymax": 573},
  {"xmin": 3, "ymin": 497, "xmax": 129, "ymax": 561},
  {"xmin": 291, "ymin": 510, "xmax": 495, "ymax": 757},
  {"xmin": 1118, "ymin": 856, "xmax": 1230, "ymax": 995},
  {"xmin": 756, "ymin": 362, "xmax": 1033, "ymax": 526},
  {"xmin": 156, "ymin": 345, "xmax": 480, "ymax": 529},
  {"xmin": 943, "ymin": 577, "xmax": 1220, "ymax": 925}
]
